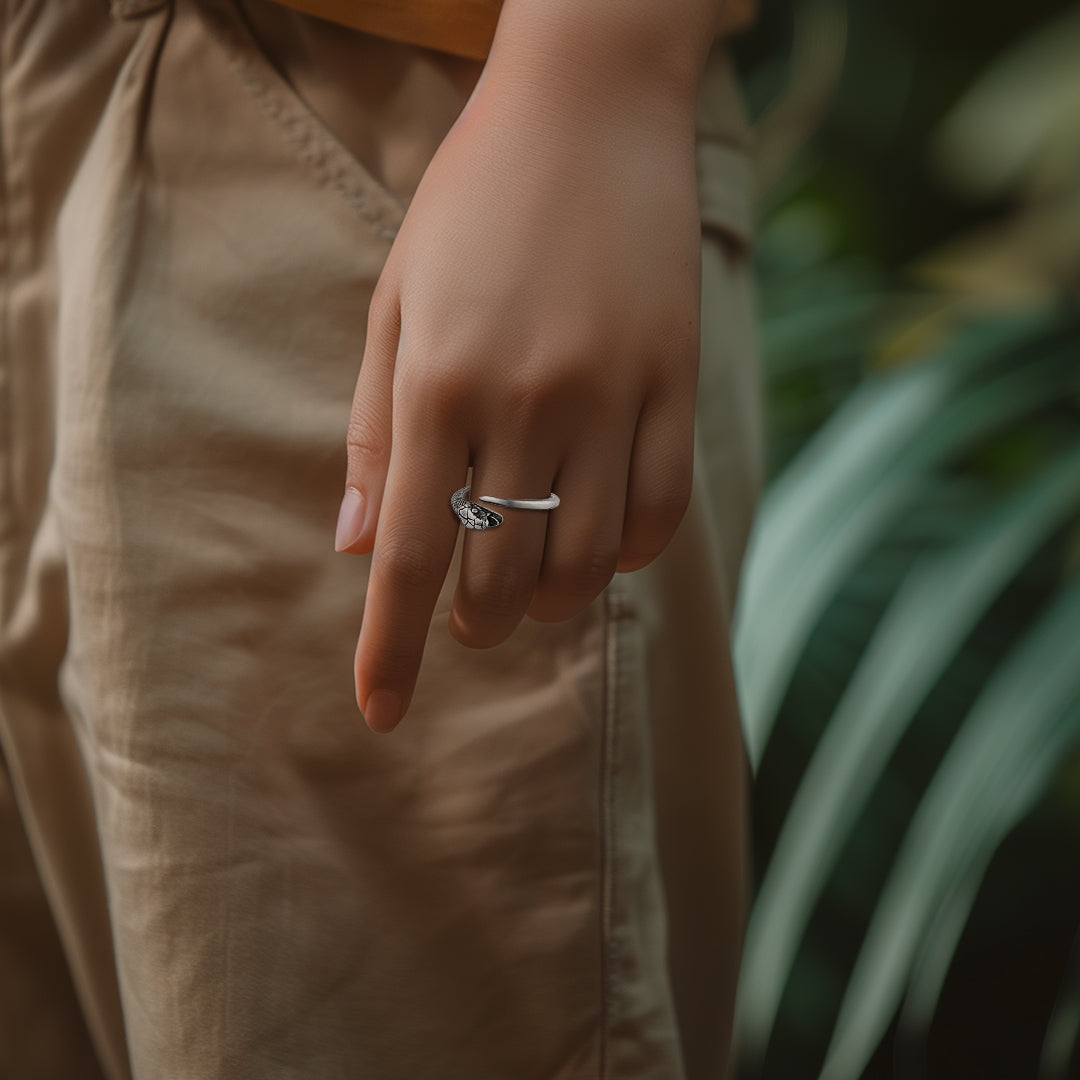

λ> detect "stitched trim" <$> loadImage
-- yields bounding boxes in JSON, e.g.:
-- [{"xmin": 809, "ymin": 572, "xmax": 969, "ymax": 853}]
[
  {"xmin": 599, "ymin": 586, "xmax": 639, "ymax": 1080},
  {"xmin": 192, "ymin": 0, "xmax": 405, "ymax": 242},
  {"xmin": 599, "ymin": 590, "xmax": 614, "ymax": 1079}
]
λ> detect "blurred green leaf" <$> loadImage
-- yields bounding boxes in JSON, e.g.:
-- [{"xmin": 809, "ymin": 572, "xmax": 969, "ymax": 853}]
[
  {"xmin": 735, "ymin": 312, "xmax": 1066, "ymax": 769},
  {"xmin": 730, "ymin": 1, "xmax": 1080, "ymax": 1074},
  {"xmin": 819, "ymin": 575, "xmax": 1080, "ymax": 1079},
  {"xmin": 735, "ymin": 440, "xmax": 1080, "ymax": 1066}
]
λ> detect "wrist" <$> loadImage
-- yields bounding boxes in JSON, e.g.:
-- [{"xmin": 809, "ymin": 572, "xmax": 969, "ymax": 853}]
[{"xmin": 480, "ymin": 0, "xmax": 714, "ymax": 125}]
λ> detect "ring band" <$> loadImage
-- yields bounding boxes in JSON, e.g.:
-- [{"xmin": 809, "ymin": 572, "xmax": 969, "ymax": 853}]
[{"xmin": 450, "ymin": 485, "xmax": 559, "ymax": 530}]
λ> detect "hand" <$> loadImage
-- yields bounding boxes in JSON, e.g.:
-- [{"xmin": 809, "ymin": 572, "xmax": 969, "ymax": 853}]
[{"xmin": 334, "ymin": 62, "xmax": 703, "ymax": 734}]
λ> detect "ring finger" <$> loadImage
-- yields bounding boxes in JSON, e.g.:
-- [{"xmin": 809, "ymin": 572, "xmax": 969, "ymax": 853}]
[{"xmin": 449, "ymin": 442, "xmax": 555, "ymax": 648}]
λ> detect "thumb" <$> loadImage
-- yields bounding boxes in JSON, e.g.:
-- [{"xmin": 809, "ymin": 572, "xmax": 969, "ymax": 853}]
[{"xmin": 334, "ymin": 280, "xmax": 401, "ymax": 554}]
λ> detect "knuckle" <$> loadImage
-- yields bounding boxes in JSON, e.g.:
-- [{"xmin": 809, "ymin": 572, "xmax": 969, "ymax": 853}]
[
  {"xmin": 396, "ymin": 356, "xmax": 467, "ymax": 422},
  {"xmin": 626, "ymin": 483, "xmax": 692, "ymax": 558},
  {"xmin": 368, "ymin": 273, "xmax": 397, "ymax": 324},
  {"xmin": 345, "ymin": 414, "xmax": 385, "ymax": 470},
  {"xmin": 466, "ymin": 567, "xmax": 531, "ymax": 620},
  {"xmin": 376, "ymin": 536, "xmax": 444, "ymax": 592},
  {"xmin": 565, "ymin": 547, "xmax": 619, "ymax": 598},
  {"xmin": 511, "ymin": 355, "xmax": 568, "ymax": 399},
  {"xmin": 652, "ymin": 471, "xmax": 693, "ymax": 522},
  {"xmin": 514, "ymin": 350, "xmax": 606, "ymax": 415}
]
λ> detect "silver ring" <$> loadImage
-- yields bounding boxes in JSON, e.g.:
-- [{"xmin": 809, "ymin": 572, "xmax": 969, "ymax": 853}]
[{"xmin": 450, "ymin": 485, "xmax": 559, "ymax": 530}]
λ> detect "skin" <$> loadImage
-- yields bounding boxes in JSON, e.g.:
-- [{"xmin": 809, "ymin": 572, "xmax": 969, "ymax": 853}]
[{"xmin": 336, "ymin": 0, "xmax": 722, "ymax": 733}]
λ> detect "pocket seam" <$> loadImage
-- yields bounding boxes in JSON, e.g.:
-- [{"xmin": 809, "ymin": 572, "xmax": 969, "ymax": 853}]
[
  {"xmin": 599, "ymin": 587, "xmax": 618, "ymax": 1079},
  {"xmin": 193, "ymin": 0, "xmax": 408, "ymax": 242},
  {"xmin": 599, "ymin": 584, "xmax": 642, "ymax": 1078}
]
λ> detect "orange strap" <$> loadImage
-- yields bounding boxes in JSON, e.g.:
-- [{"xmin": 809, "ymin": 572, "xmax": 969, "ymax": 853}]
[{"xmin": 262, "ymin": 0, "xmax": 759, "ymax": 61}]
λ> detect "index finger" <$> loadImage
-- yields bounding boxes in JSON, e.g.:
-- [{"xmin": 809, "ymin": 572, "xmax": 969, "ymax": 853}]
[{"xmin": 354, "ymin": 410, "xmax": 469, "ymax": 733}]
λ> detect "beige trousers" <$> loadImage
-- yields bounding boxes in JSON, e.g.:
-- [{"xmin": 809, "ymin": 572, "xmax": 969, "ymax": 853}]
[{"xmin": 0, "ymin": 0, "xmax": 765, "ymax": 1076}]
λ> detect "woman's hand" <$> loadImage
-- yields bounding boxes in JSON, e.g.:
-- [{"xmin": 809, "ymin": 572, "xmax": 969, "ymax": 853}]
[{"xmin": 334, "ymin": 55, "xmax": 705, "ymax": 733}]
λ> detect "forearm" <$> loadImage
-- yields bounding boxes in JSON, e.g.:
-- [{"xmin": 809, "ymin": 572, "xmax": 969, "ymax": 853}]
[{"xmin": 482, "ymin": 0, "xmax": 722, "ymax": 120}]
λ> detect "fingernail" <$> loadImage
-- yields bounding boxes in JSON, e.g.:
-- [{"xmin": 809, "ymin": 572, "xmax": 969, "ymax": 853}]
[
  {"xmin": 364, "ymin": 688, "xmax": 402, "ymax": 733},
  {"xmin": 335, "ymin": 486, "xmax": 366, "ymax": 552}
]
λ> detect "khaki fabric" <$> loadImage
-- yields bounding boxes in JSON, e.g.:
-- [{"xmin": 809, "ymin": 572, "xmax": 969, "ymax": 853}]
[
  {"xmin": 256, "ymin": 0, "xmax": 761, "ymax": 62},
  {"xmin": 0, "ymin": 0, "xmax": 765, "ymax": 1077}
]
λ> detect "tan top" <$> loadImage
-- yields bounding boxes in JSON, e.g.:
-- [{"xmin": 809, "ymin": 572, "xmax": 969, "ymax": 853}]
[{"xmin": 262, "ymin": 0, "xmax": 759, "ymax": 61}]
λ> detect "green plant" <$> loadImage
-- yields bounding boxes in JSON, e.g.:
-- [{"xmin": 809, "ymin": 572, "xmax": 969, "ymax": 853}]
[{"xmin": 730, "ymin": 4, "xmax": 1080, "ymax": 1076}]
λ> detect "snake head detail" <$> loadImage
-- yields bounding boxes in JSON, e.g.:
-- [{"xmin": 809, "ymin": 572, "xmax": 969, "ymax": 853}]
[{"xmin": 450, "ymin": 486, "xmax": 504, "ymax": 530}]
